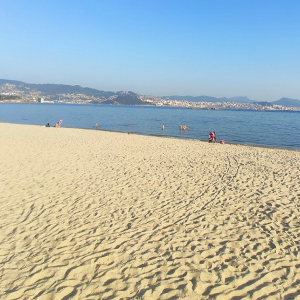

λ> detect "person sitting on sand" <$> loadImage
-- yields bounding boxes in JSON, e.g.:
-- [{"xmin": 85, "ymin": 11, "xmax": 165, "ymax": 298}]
[
  {"xmin": 46, "ymin": 123, "xmax": 50, "ymax": 127},
  {"xmin": 55, "ymin": 120, "xmax": 63, "ymax": 128}
]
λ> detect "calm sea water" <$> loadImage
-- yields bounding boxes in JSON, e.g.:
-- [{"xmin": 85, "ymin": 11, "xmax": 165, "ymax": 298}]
[{"xmin": 1, "ymin": 103, "xmax": 300, "ymax": 150}]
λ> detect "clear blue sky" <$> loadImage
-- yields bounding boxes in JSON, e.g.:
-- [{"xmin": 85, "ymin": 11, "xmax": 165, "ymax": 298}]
[{"xmin": 1, "ymin": 0, "xmax": 299, "ymax": 101}]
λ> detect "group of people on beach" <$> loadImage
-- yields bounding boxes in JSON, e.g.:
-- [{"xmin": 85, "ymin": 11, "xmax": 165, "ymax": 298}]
[
  {"xmin": 166, "ymin": 124, "xmax": 217, "ymax": 143},
  {"xmin": 93, "ymin": 122, "xmax": 220, "ymax": 144},
  {"xmin": 45, "ymin": 120, "xmax": 63, "ymax": 128},
  {"xmin": 163, "ymin": 124, "xmax": 218, "ymax": 143}
]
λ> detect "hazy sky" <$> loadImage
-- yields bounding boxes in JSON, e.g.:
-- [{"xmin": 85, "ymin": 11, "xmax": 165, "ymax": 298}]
[{"xmin": 1, "ymin": 0, "xmax": 299, "ymax": 101}]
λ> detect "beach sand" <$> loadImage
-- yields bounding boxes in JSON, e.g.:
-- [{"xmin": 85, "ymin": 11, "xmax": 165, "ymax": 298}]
[{"xmin": 1, "ymin": 122, "xmax": 300, "ymax": 300}]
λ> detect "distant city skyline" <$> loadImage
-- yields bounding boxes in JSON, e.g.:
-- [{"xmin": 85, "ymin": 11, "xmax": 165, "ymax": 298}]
[{"xmin": 1, "ymin": 0, "xmax": 300, "ymax": 101}]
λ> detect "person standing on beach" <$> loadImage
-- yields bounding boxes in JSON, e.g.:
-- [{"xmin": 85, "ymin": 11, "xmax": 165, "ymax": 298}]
[{"xmin": 213, "ymin": 131, "xmax": 216, "ymax": 143}]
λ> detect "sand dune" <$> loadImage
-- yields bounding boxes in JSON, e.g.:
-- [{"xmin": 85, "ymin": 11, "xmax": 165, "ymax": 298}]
[{"xmin": 1, "ymin": 123, "xmax": 300, "ymax": 300}]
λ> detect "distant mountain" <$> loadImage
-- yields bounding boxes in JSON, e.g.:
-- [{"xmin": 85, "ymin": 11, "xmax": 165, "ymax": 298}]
[
  {"xmin": 2, "ymin": 79, "xmax": 300, "ymax": 107},
  {"xmin": 0, "ymin": 79, "xmax": 115, "ymax": 98},
  {"xmin": 0, "ymin": 79, "xmax": 25, "ymax": 85},
  {"xmin": 270, "ymin": 97, "xmax": 300, "ymax": 108},
  {"xmin": 0, "ymin": 79, "xmax": 145, "ymax": 105},
  {"xmin": 102, "ymin": 91, "xmax": 145, "ymax": 105},
  {"xmin": 161, "ymin": 95, "xmax": 255, "ymax": 103}
]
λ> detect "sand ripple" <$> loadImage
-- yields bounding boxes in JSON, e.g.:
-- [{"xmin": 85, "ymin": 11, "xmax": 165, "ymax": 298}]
[{"xmin": 1, "ymin": 123, "xmax": 300, "ymax": 299}]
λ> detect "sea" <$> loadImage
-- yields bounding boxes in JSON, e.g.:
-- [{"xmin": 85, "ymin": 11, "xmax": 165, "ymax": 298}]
[{"xmin": 0, "ymin": 103, "xmax": 299, "ymax": 150}]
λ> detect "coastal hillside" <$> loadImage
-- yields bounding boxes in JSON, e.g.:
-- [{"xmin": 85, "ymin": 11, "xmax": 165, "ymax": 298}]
[
  {"xmin": 102, "ymin": 92, "xmax": 145, "ymax": 105},
  {"xmin": 1, "ymin": 79, "xmax": 300, "ymax": 107},
  {"xmin": 0, "ymin": 79, "xmax": 145, "ymax": 106},
  {"xmin": 0, "ymin": 79, "xmax": 114, "ymax": 98},
  {"xmin": 271, "ymin": 97, "xmax": 300, "ymax": 108}
]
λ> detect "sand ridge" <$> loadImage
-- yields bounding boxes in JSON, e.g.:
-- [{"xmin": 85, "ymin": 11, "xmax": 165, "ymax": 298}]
[{"xmin": 0, "ymin": 123, "xmax": 300, "ymax": 299}]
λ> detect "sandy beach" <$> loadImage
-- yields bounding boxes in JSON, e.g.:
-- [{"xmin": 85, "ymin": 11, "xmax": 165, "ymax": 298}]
[{"xmin": 1, "ymin": 122, "xmax": 300, "ymax": 300}]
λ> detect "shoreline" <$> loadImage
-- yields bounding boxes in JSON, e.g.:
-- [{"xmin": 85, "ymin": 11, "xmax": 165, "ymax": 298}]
[{"xmin": 1, "ymin": 121, "xmax": 300, "ymax": 153}]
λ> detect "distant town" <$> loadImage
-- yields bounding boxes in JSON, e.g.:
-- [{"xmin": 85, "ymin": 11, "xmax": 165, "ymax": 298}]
[
  {"xmin": 1, "ymin": 80, "xmax": 300, "ymax": 112},
  {"xmin": 139, "ymin": 95, "xmax": 300, "ymax": 111}
]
